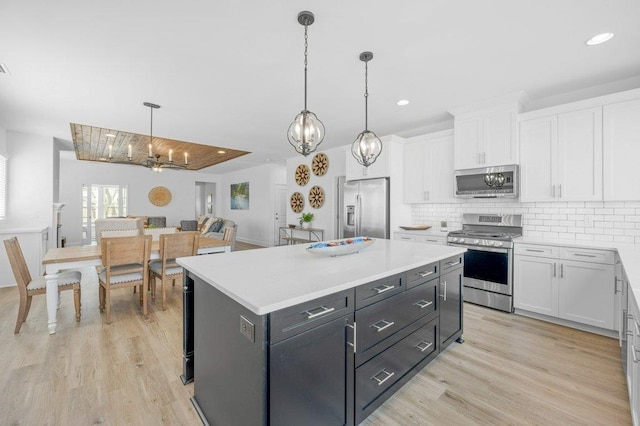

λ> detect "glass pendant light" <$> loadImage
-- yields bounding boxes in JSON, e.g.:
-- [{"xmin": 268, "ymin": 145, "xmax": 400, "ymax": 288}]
[
  {"xmin": 351, "ymin": 51, "xmax": 382, "ymax": 167},
  {"xmin": 287, "ymin": 11, "xmax": 325, "ymax": 157}
]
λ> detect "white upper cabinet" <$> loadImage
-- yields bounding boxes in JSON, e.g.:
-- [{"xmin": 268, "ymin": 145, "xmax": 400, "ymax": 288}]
[
  {"xmin": 603, "ymin": 98, "xmax": 640, "ymax": 201},
  {"xmin": 519, "ymin": 107, "xmax": 603, "ymax": 202},
  {"xmin": 453, "ymin": 103, "xmax": 520, "ymax": 170},
  {"xmin": 403, "ymin": 130, "xmax": 454, "ymax": 203}
]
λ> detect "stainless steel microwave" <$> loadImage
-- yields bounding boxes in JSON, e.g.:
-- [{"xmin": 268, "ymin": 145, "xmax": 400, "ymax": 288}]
[{"xmin": 455, "ymin": 165, "xmax": 519, "ymax": 198}]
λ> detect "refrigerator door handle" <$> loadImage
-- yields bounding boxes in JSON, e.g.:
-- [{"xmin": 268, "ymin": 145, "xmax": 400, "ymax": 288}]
[{"xmin": 356, "ymin": 194, "xmax": 362, "ymax": 236}]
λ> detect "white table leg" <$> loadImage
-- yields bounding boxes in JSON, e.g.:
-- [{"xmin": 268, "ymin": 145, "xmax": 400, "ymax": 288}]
[{"xmin": 45, "ymin": 272, "xmax": 59, "ymax": 334}]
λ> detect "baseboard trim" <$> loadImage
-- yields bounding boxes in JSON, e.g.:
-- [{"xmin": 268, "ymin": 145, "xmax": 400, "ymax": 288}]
[{"xmin": 514, "ymin": 308, "xmax": 618, "ymax": 338}]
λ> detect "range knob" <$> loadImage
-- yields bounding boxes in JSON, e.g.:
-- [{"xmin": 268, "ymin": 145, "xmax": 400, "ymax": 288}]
[
  {"xmin": 473, "ymin": 239, "xmax": 480, "ymax": 245},
  {"xmin": 458, "ymin": 238, "xmax": 465, "ymax": 244},
  {"xmin": 494, "ymin": 241, "xmax": 504, "ymax": 247},
  {"xmin": 486, "ymin": 241, "xmax": 495, "ymax": 247},
  {"xmin": 451, "ymin": 237, "xmax": 459, "ymax": 243}
]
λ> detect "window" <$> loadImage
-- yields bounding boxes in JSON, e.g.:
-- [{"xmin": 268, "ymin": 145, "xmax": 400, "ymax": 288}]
[
  {"xmin": 0, "ymin": 154, "xmax": 6, "ymax": 219},
  {"xmin": 81, "ymin": 184, "xmax": 128, "ymax": 244}
]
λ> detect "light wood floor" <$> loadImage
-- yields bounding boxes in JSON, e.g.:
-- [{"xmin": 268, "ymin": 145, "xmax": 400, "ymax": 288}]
[{"xmin": 0, "ymin": 264, "xmax": 630, "ymax": 425}]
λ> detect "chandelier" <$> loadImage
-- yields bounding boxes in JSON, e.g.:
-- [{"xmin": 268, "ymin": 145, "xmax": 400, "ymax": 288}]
[
  {"xmin": 351, "ymin": 51, "xmax": 382, "ymax": 167},
  {"xmin": 287, "ymin": 11, "xmax": 325, "ymax": 157},
  {"xmin": 107, "ymin": 102, "xmax": 189, "ymax": 172}
]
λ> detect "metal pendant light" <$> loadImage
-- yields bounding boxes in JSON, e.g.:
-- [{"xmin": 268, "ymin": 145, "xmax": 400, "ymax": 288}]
[
  {"xmin": 351, "ymin": 51, "xmax": 382, "ymax": 167},
  {"xmin": 287, "ymin": 11, "xmax": 325, "ymax": 157}
]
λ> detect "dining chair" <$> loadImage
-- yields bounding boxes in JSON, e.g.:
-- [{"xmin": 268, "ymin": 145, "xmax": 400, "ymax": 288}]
[
  {"xmin": 98, "ymin": 234, "xmax": 152, "ymax": 324},
  {"xmin": 148, "ymin": 232, "xmax": 199, "ymax": 310},
  {"xmin": 222, "ymin": 226, "xmax": 236, "ymax": 251},
  {"xmin": 4, "ymin": 237, "xmax": 82, "ymax": 334}
]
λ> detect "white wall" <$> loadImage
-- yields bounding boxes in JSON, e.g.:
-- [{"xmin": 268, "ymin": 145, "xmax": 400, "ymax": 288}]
[
  {"xmin": 0, "ymin": 126, "xmax": 7, "ymax": 156},
  {"xmin": 59, "ymin": 151, "xmax": 223, "ymax": 246},
  {"xmin": 1, "ymin": 131, "xmax": 54, "ymax": 231},
  {"xmin": 220, "ymin": 163, "xmax": 286, "ymax": 247},
  {"xmin": 286, "ymin": 146, "xmax": 347, "ymax": 241}
]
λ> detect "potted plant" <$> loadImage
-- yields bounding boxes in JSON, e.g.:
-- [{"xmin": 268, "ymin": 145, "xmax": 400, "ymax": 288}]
[{"xmin": 299, "ymin": 212, "xmax": 314, "ymax": 229}]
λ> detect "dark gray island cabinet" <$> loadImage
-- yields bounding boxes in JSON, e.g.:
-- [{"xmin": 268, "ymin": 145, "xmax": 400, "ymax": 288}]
[{"xmin": 178, "ymin": 241, "xmax": 464, "ymax": 425}]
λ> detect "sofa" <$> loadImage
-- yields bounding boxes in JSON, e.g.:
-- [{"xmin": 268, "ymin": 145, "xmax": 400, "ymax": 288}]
[{"xmin": 198, "ymin": 215, "xmax": 238, "ymax": 249}]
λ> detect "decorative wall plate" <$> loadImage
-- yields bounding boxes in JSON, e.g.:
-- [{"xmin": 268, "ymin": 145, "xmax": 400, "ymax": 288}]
[
  {"xmin": 290, "ymin": 192, "xmax": 304, "ymax": 213},
  {"xmin": 148, "ymin": 186, "xmax": 172, "ymax": 206},
  {"xmin": 295, "ymin": 164, "xmax": 310, "ymax": 186},
  {"xmin": 312, "ymin": 152, "xmax": 329, "ymax": 176},
  {"xmin": 308, "ymin": 185, "xmax": 325, "ymax": 209}
]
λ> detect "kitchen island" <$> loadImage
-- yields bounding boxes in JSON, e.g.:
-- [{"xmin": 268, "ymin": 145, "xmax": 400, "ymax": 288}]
[{"xmin": 178, "ymin": 239, "xmax": 466, "ymax": 425}]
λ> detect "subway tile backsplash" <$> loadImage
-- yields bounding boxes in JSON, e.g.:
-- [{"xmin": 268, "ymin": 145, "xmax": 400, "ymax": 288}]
[{"xmin": 411, "ymin": 199, "xmax": 640, "ymax": 244}]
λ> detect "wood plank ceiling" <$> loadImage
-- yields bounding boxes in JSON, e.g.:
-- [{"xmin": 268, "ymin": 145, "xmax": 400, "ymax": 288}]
[{"xmin": 70, "ymin": 123, "xmax": 250, "ymax": 171}]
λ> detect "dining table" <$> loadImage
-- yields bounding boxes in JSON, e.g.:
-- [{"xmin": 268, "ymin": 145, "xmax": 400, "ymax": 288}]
[{"xmin": 41, "ymin": 236, "xmax": 232, "ymax": 334}]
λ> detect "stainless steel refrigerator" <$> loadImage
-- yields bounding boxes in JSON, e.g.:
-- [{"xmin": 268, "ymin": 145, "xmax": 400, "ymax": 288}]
[{"xmin": 339, "ymin": 177, "xmax": 390, "ymax": 239}]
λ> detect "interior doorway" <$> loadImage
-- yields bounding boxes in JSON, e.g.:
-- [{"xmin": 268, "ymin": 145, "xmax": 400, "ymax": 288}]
[
  {"xmin": 274, "ymin": 184, "xmax": 287, "ymax": 246},
  {"xmin": 195, "ymin": 182, "xmax": 216, "ymax": 218}
]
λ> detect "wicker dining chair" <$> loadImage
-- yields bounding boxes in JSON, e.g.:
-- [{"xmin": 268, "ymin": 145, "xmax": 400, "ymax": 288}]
[{"xmin": 4, "ymin": 237, "xmax": 82, "ymax": 333}]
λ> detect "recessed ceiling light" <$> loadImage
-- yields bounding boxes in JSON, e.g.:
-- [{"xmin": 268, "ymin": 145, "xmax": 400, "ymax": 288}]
[
  {"xmin": 396, "ymin": 99, "xmax": 410, "ymax": 106},
  {"xmin": 586, "ymin": 32, "xmax": 614, "ymax": 46},
  {"xmin": 217, "ymin": 150, "xmax": 226, "ymax": 154},
  {"xmin": 105, "ymin": 133, "xmax": 116, "ymax": 138}
]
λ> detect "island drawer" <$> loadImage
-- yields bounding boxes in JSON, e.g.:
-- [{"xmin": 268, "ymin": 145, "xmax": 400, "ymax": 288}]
[
  {"xmin": 356, "ymin": 281, "xmax": 437, "ymax": 356},
  {"xmin": 440, "ymin": 254, "xmax": 463, "ymax": 273},
  {"xmin": 355, "ymin": 273, "xmax": 404, "ymax": 309},
  {"xmin": 270, "ymin": 289, "xmax": 354, "ymax": 344},
  {"xmin": 355, "ymin": 316, "xmax": 438, "ymax": 423},
  {"xmin": 406, "ymin": 261, "xmax": 438, "ymax": 290}
]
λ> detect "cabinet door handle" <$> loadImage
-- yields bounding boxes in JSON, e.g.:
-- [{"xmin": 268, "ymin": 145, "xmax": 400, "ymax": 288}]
[
  {"xmin": 414, "ymin": 300, "xmax": 433, "ymax": 309},
  {"xmin": 615, "ymin": 277, "xmax": 620, "ymax": 294},
  {"xmin": 574, "ymin": 253, "xmax": 596, "ymax": 258},
  {"xmin": 415, "ymin": 341, "xmax": 433, "ymax": 352},
  {"xmin": 558, "ymin": 184, "xmax": 562, "ymax": 198},
  {"xmin": 440, "ymin": 281, "xmax": 447, "ymax": 301},
  {"xmin": 304, "ymin": 306, "xmax": 335, "ymax": 320},
  {"xmin": 372, "ymin": 369, "xmax": 395, "ymax": 386},
  {"xmin": 560, "ymin": 263, "xmax": 564, "ymax": 279},
  {"xmin": 346, "ymin": 322, "xmax": 357, "ymax": 353},
  {"xmin": 371, "ymin": 319, "xmax": 395, "ymax": 332},
  {"xmin": 419, "ymin": 270, "xmax": 434, "ymax": 278},
  {"xmin": 372, "ymin": 284, "xmax": 395, "ymax": 294},
  {"xmin": 635, "ymin": 321, "xmax": 640, "ymax": 337},
  {"xmin": 445, "ymin": 260, "xmax": 461, "ymax": 267},
  {"xmin": 553, "ymin": 263, "xmax": 557, "ymax": 278}
]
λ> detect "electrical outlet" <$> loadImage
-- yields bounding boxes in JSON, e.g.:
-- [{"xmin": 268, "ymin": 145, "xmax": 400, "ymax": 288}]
[
  {"xmin": 585, "ymin": 216, "xmax": 594, "ymax": 227},
  {"xmin": 240, "ymin": 315, "xmax": 255, "ymax": 342}
]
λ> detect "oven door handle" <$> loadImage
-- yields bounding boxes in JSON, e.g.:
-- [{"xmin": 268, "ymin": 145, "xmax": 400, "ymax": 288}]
[{"xmin": 447, "ymin": 243, "xmax": 510, "ymax": 254}]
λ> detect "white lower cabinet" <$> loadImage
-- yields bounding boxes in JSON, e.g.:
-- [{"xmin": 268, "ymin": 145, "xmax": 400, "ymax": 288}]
[
  {"xmin": 393, "ymin": 231, "xmax": 446, "ymax": 245},
  {"xmin": 627, "ymin": 290, "xmax": 640, "ymax": 426},
  {"xmin": 514, "ymin": 243, "xmax": 616, "ymax": 331}
]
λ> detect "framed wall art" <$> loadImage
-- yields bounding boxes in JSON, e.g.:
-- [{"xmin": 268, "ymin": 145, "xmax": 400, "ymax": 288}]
[{"xmin": 230, "ymin": 182, "xmax": 250, "ymax": 210}]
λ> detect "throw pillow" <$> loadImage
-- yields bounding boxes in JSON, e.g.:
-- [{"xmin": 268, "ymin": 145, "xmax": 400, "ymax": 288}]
[
  {"xmin": 209, "ymin": 218, "xmax": 224, "ymax": 233},
  {"xmin": 201, "ymin": 217, "xmax": 218, "ymax": 235}
]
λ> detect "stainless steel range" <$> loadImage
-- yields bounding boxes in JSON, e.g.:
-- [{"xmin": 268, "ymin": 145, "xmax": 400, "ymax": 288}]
[{"xmin": 447, "ymin": 213, "xmax": 523, "ymax": 312}]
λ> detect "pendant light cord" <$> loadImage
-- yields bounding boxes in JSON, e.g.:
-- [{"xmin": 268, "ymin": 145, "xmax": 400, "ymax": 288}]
[
  {"xmin": 149, "ymin": 106, "xmax": 154, "ymax": 150},
  {"xmin": 303, "ymin": 24, "xmax": 309, "ymax": 111},
  {"xmin": 364, "ymin": 60, "xmax": 369, "ymax": 131}
]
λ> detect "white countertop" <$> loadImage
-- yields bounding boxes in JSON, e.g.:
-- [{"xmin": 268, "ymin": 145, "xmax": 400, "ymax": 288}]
[
  {"xmin": 178, "ymin": 239, "xmax": 466, "ymax": 315},
  {"xmin": 393, "ymin": 228, "xmax": 453, "ymax": 237}
]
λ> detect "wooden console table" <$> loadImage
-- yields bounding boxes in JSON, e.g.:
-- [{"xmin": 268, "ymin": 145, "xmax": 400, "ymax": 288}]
[{"xmin": 279, "ymin": 226, "xmax": 324, "ymax": 245}]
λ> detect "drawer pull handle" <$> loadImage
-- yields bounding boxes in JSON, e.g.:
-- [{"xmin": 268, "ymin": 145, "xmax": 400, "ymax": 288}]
[
  {"xmin": 400, "ymin": 236, "xmax": 412, "ymax": 240},
  {"xmin": 415, "ymin": 341, "xmax": 433, "ymax": 352},
  {"xmin": 525, "ymin": 249, "xmax": 545, "ymax": 253},
  {"xmin": 414, "ymin": 300, "xmax": 433, "ymax": 309},
  {"xmin": 304, "ymin": 306, "xmax": 335, "ymax": 320},
  {"xmin": 371, "ymin": 320, "xmax": 395, "ymax": 332},
  {"xmin": 419, "ymin": 271, "xmax": 434, "ymax": 278},
  {"xmin": 426, "ymin": 239, "xmax": 438, "ymax": 243},
  {"xmin": 372, "ymin": 284, "xmax": 395, "ymax": 294},
  {"xmin": 445, "ymin": 261, "xmax": 461, "ymax": 267},
  {"xmin": 574, "ymin": 253, "xmax": 596, "ymax": 258},
  {"xmin": 372, "ymin": 369, "xmax": 395, "ymax": 386}
]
